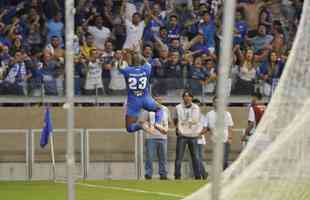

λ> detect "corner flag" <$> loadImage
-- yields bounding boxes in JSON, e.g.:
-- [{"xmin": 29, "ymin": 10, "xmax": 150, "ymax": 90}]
[{"xmin": 40, "ymin": 107, "xmax": 53, "ymax": 148}]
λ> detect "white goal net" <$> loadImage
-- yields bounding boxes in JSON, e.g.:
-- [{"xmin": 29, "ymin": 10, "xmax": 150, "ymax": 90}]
[{"xmin": 184, "ymin": 1, "xmax": 310, "ymax": 200}]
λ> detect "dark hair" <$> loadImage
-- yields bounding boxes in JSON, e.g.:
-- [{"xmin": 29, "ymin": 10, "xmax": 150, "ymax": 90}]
[
  {"xmin": 132, "ymin": 12, "xmax": 141, "ymax": 18},
  {"xmin": 169, "ymin": 14, "xmax": 178, "ymax": 20},
  {"xmin": 258, "ymin": 23, "xmax": 267, "ymax": 29},
  {"xmin": 192, "ymin": 98, "xmax": 201, "ymax": 104},
  {"xmin": 182, "ymin": 90, "xmax": 193, "ymax": 98},
  {"xmin": 160, "ymin": 26, "xmax": 167, "ymax": 31},
  {"xmin": 251, "ymin": 91, "xmax": 262, "ymax": 100},
  {"xmin": 212, "ymin": 96, "xmax": 218, "ymax": 102},
  {"xmin": 51, "ymin": 35, "xmax": 59, "ymax": 39},
  {"xmin": 202, "ymin": 11, "xmax": 210, "ymax": 17},
  {"xmin": 143, "ymin": 43, "xmax": 153, "ymax": 50}
]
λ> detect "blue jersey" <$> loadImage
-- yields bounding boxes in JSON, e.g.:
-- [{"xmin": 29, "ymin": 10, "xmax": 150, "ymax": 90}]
[{"xmin": 119, "ymin": 63, "xmax": 152, "ymax": 98}]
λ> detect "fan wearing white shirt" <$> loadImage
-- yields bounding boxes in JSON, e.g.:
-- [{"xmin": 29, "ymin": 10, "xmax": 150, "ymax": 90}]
[
  {"xmin": 173, "ymin": 91, "xmax": 203, "ymax": 180},
  {"xmin": 204, "ymin": 96, "xmax": 234, "ymax": 170},
  {"xmin": 121, "ymin": 0, "xmax": 145, "ymax": 51},
  {"xmin": 87, "ymin": 15, "xmax": 111, "ymax": 51},
  {"xmin": 109, "ymin": 50, "xmax": 127, "ymax": 94},
  {"xmin": 84, "ymin": 49, "xmax": 104, "ymax": 95},
  {"xmin": 140, "ymin": 95, "xmax": 169, "ymax": 180}
]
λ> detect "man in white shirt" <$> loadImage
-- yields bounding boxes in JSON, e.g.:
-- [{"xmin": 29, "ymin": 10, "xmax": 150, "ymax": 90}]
[
  {"xmin": 121, "ymin": 1, "xmax": 145, "ymax": 50},
  {"xmin": 88, "ymin": 15, "xmax": 111, "ymax": 51},
  {"xmin": 204, "ymin": 96, "xmax": 234, "ymax": 170},
  {"xmin": 140, "ymin": 95, "xmax": 169, "ymax": 180},
  {"xmin": 174, "ymin": 91, "xmax": 203, "ymax": 180}
]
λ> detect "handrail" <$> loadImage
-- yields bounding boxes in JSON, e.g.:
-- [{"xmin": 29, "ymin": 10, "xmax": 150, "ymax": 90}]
[
  {"xmin": 0, "ymin": 128, "xmax": 245, "ymax": 180},
  {"xmin": 0, "ymin": 95, "xmax": 264, "ymax": 104}
]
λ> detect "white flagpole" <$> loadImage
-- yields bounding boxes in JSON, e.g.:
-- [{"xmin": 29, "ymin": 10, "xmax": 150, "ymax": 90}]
[{"xmin": 50, "ymin": 133, "xmax": 56, "ymax": 182}]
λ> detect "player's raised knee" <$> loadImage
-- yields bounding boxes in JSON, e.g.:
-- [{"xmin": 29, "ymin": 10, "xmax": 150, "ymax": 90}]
[{"xmin": 126, "ymin": 123, "xmax": 142, "ymax": 133}]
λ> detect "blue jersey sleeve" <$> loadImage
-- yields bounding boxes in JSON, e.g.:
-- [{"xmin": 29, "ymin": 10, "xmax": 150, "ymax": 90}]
[
  {"xmin": 142, "ymin": 62, "xmax": 152, "ymax": 76},
  {"xmin": 118, "ymin": 66, "xmax": 130, "ymax": 77}
]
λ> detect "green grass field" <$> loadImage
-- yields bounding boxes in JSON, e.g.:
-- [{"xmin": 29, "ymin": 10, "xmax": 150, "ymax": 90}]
[{"xmin": 0, "ymin": 180, "xmax": 206, "ymax": 200}]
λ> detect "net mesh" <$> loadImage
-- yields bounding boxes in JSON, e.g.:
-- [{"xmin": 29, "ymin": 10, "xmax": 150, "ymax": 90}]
[{"xmin": 184, "ymin": 1, "xmax": 310, "ymax": 200}]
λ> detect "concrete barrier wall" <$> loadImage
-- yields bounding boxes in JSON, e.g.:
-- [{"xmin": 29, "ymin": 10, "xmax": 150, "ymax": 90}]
[{"xmin": 0, "ymin": 107, "xmax": 248, "ymax": 162}]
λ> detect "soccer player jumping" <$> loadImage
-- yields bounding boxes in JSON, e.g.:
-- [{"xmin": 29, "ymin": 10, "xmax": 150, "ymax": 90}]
[{"xmin": 118, "ymin": 48, "xmax": 163, "ymax": 134}]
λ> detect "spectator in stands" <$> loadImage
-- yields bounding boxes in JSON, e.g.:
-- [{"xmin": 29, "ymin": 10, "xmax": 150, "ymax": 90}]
[
  {"xmin": 9, "ymin": 36, "xmax": 27, "ymax": 56},
  {"xmin": 0, "ymin": 45, "xmax": 9, "ymax": 83},
  {"xmin": 0, "ymin": 0, "xmax": 299, "ymax": 98},
  {"xmin": 142, "ymin": 44, "xmax": 154, "ymax": 62},
  {"xmin": 27, "ymin": 21, "xmax": 44, "ymax": 52},
  {"xmin": 165, "ymin": 51, "xmax": 183, "ymax": 96},
  {"xmin": 87, "ymin": 15, "xmax": 111, "ymax": 51},
  {"xmin": 233, "ymin": 48, "xmax": 258, "ymax": 95},
  {"xmin": 199, "ymin": 12, "xmax": 216, "ymax": 53},
  {"xmin": 73, "ymin": 55, "xmax": 85, "ymax": 96},
  {"xmin": 101, "ymin": 40, "xmax": 114, "ymax": 95},
  {"xmin": 169, "ymin": 38, "xmax": 184, "ymax": 55},
  {"xmin": 45, "ymin": 36, "xmax": 64, "ymax": 61},
  {"xmin": 8, "ymin": 17, "xmax": 26, "ymax": 42},
  {"xmin": 142, "ymin": 0, "xmax": 166, "ymax": 43},
  {"xmin": 46, "ymin": 12, "xmax": 64, "ymax": 46},
  {"xmin": 0, "ymin": 50, "xmax": 29, "ymax": 95},
  {"xmin": 84, "ymin": 49, "xmax": 103, "ymax": 95},
  {"xmin": 121, "ymin": 1, "xmax": 145, "ymax": 51},
  {"xmin": 258, "ymin": 6, "xmax": 273, "ymax": 33},
  {"xmin": 141, "ymin": 95, "xmax": 169, "ymax": 180},
  {"xmin": 27, "ymin": 49, "xmax": 42, "ymax": 97},
  {"xmin": 186, "ymin": 34, "xmax": 209, "ymax": 55},
  {"xmin": 272, "ymin": 31, "xmax": 287, "ymax": 55},
  {"xmin": 204, "ymin": 96, "xmax": 234, "ymax": 170},
  {"xmin": 204, "ymin": 59, "xmax": 217, "ymax": 95},
  {"xmin": 151, "ymin": 47, "xmax": 168, "ymax": 95},
  {"xmin": 108, "ymin": 50, "xmax": 127, "ymax": 95},
  {"xmin": 40, "ymin": 50, "xmax": 59, "ymax": 96},
  {"xmin": 167, "ymin": 14, "xmax": 181, "ymax": 42},
  {"xmin": 0, "ymin": 22, "xmax": 11, "ymax": 47},
  {"xmin": 238, "ymin": 0, "xmax": 266, "ymax": 37},
  {"xmin": 45, "ymin": 35, "xmax": 65, "ymax": 96},
  {"xmin": 257, "ymin": 51, "xmax": 284, "ymax": 97},
  {"xmin": 80, "ymin": 33, "xmax": 96, "ymax": 59},
  {"xmin": 174, "ymin": 91, "xmax": 203, "ymax": 180},
  {"xmin": 153, "ymin": 26, "xmax": 169, "ymax": 50},
  {"xmin": 249, "ymin": 24, "xmax": 273, "ymax": 54},
  {"xmin": 234, "ymin": 9, "xmax": 248, "ymax": 47},
  {"xmin": 188, "ymin": 56, "xmax": 208, "ymax": 95}
]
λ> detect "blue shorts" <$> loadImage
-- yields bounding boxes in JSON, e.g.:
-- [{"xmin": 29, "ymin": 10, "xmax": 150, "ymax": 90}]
[{"xmin": 126, "ymin": 96, "xmax": 158, "ymax": 118}]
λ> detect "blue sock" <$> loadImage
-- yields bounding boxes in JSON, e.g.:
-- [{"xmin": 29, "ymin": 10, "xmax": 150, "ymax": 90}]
[
  {"xmin": 127, "ymin": 123, "xmax": 142, "ymax": 133},
  {"xmin": 155, "ymin": 108, "xmax": 163, "ymax": 124}
]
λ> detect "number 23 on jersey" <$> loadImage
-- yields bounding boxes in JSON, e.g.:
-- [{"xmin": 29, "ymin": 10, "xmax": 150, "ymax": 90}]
[{"xmin": 128, "ymin": 77, "xmax": 147, "ymax": 90}]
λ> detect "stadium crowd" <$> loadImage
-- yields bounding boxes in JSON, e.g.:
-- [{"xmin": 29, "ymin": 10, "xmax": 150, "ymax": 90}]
[{"xmin": 0, "ymin": 0, "xmax": 303, "ymax": 97}]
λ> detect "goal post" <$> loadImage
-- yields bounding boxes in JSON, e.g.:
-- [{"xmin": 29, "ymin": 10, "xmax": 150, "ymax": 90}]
[{"xmin": 65, "ymin": 0, "xmax": 76, "ymax": 200}]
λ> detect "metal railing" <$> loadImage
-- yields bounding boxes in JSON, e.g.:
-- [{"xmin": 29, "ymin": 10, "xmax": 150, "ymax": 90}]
[{"xmin": 0, "ymin": 128, "xmax": 244, "ymax": 180}]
